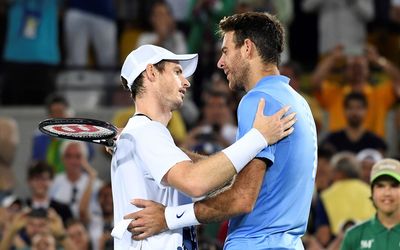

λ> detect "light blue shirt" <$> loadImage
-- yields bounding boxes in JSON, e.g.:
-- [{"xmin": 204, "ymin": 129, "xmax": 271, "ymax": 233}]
[
  {"xmin": 224, "ymin": 75, "xmax": 318, "ymax": 250},
  {"xmin": 3, "ymin": 0, "xmax": 60, "ymax": 64}
]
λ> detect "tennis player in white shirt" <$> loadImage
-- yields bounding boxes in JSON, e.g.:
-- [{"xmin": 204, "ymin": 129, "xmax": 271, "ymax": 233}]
[{"xmin": 110, "ymin": 45, "xmax": 296, "ymax": 250}]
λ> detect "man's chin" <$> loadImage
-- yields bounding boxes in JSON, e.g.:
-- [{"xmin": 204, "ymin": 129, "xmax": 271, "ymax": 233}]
[{"xmin": 229, "ymin": 81, "xmax": 244, "ymax": 92}]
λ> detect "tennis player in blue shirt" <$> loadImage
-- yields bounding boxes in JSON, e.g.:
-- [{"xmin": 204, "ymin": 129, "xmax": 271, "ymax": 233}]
[{"xmin": 124, "ymin": 12, "xmax": 318, "ymax": 250}]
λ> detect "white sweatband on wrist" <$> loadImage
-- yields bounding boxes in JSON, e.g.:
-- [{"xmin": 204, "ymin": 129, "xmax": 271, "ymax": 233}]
[
  {"xmin": 222, "ymin": 128, "xmax": 268, "ymax": 173},
  {"xmin": 165, "ymin": 203, "xmax": 200, "ymax": 230}
]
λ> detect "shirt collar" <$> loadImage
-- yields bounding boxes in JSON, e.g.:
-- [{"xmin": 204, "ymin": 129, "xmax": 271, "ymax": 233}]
[
  {"xmin": 254, "ymin": 75, "xmax": 291, "ymax": 89},
  {"xmin": 371, "ymin": 215, "xmax": 400, "ymax": 234}
]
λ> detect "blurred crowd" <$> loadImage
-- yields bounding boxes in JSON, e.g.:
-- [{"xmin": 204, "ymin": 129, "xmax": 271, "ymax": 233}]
[{"xmin": 1, "ymin": 0, "xmax": 400, "ymax": 249}]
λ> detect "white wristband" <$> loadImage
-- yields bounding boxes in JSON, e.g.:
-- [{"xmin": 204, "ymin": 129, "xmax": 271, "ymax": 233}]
[
  {"xmin": 165, "ymin": 203, "xmax": 200, "ymax": 230},
  {"xmin": 222, "ymin": 128, "xmax": 268, "ymax": 173}
]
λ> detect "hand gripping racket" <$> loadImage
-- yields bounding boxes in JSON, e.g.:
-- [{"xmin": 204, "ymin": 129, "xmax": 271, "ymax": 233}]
[{"xmin": 38, "ymin": 118, "xmax": 118, "ymax": 147}]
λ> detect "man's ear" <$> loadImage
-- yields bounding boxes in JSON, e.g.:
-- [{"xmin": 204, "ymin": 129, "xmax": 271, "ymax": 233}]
[
  {"xmin": 242, "ymin": 38, "xmax": 255, "ymax": 59},
  {"xmin": 144, "ymin": 64, "xmax": 157, "ymax": 82}
]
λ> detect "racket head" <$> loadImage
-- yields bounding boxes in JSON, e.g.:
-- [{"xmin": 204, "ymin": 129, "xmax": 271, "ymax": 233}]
[{"xmin": 38, "ymin": 118, "xmax": 118, "ymax": 146}]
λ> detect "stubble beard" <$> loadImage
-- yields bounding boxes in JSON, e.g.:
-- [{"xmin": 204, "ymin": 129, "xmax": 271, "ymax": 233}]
[{"xmin": 229, "ymin": 61, "xmax": 250, "ymax": 92}]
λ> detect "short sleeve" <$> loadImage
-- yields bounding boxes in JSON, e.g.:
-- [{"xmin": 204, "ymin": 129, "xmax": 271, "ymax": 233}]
[
  {"xmin": 134, "ymin": 122, "xmax": 190, "ymax": 186},
  {"xmin": 237, "ymin": 91, "xmax": 283, "ymax": 162}
]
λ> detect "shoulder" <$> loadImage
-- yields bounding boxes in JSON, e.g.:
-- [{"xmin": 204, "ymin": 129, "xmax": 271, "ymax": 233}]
[
  {"xmin": 239, "ymin": 90, "xmax": 282, "ymax": 115},
  {"xmin": 52, "ymin": 173, "xmax": 66, "ymax": 183},
  {"xmin": 345, "ymin": 219, "xmax": 373, "ymax": 238}
]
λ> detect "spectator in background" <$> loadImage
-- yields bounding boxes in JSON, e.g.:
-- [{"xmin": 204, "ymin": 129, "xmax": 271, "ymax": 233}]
[
  {"xmin": 341, "ymin": 158, "xmax": 400, "ymax": 250},
  {"xmin": 0, "ymin": 195, "xmax": 23, "ymax": 243},
  {"xmin": 303, "ymin": 146, "xmax": 335, "ymax": 250},
  {"xmin": 368, "ymin": 0, "xmax": 400, "ymax": 67},
  {"xmin": 1, "ymin": 0, "xmax": 61, "ymax": 105},
  {"xmin": 64, "ymin": 0, "xmax": 117, "ymax": 68},
  {"xmin": 0, "ymin": 117, "xmax": 18, "ymax": 202},
  {"xmin": 0, "ymin": 208, "xmax": 75, "ymax": 250},
  {"xmin": 314, "ymin": 152, "xmax": 375, "ymax": 248},
  {"xmin": 96, "ymin": 183, "xmax": 113, "ymax": 250},
  {"xmin": 135, "ymin": 1, "xmax": 199, "ymax": 130},
  {"xmin": 182, "ymin": 90, "xmax": 237, "ymax": 155},
  {"xmin": 78, "ymin": 165, "xmax": 112, "ymax": 250},
  {"xmin": 66, "ymin": 219, "xmax": 92, "ymax": 250},
  {"xmin": 302, "ymin": 0, "xmax": 374, "ymax": 56},
  {"xmin": 321, "ymin": 92, "xmax": 387, "ymax": 154},
  {"xmin": 49, "ymin": 140, "xmax": 103, "ymax": 220},
  {"xmin": 31, "ymin": 93, "xmax": 94, "ymax": 173},
  {"xmin": 310, "ymin": 45, "xmax": 400, "ymax": 137},
  {"xmin": 137, "ymin": 0, "xmax": 187, "ymax": 54},
  {"xmin": 165, "ymin": 0, "xmax": 190, "ymax": 33},
  {"xmin": 356, "ymin": 148, "xmax": 383, "ymax": 184},
  {"xmin": 25, "ymin": 161, "xmax": 73, "ymax": 226}
]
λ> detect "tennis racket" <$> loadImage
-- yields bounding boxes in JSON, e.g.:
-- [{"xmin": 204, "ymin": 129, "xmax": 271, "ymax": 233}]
[{"xmin": 38, "ymin": 118, "xmax": 118, "ymax": 147}]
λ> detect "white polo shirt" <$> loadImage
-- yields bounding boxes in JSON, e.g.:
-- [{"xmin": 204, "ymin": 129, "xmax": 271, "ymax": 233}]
[{"xmin": 111, "ymin": 115, "xmax": 192, "ymax": 250}]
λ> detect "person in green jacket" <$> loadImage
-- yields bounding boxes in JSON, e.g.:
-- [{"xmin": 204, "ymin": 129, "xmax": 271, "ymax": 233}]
[{"xmin": 341, "ymin": 158, "xmax": 400, "ymax": 250}]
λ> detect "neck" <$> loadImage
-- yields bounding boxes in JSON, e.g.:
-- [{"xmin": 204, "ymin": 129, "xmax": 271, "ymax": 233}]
[
  {"xmin": 32, "ymin": 195, "xmax": 49, "ymax": 203},
  {"xmin": 67, "ymin": 171, "xmax": 80, "ymax": 183},
  {"xmin": 377, "ymin": 210, "xmax": 400, "ymax": 229},
  {"xmin": 246, "ymin": 64, "xmax": 280, "ymax": 91},
  {"xmin": 345, "ymin": 126, "xmax": 365, "ymax": 141},
  {"xmin": 135, "ymin": 97, "xmax": 172, "ymax": 126}
]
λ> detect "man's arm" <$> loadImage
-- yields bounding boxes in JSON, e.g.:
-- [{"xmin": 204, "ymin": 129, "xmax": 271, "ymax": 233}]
[
  {"xmin": 366, "ymin": 45, "xmax": 400, "ymax": 97},
  {"xmin": 310, "ymin": 46, "xmax": 344, "ymax": 91},
  {"xmin": 194, "ymin": 158, "xmax": 267, "ymax": 223},
  {"xmin": 181, "ymin": 148, "xmax": 208, "ymax": 162},
  {"xmin": 125, "ymin": 158, "xmax": 267, "ymax": 240},
  {"xmin": 163, "ymin": 100, "xmax": 294, "ymax": 198}
]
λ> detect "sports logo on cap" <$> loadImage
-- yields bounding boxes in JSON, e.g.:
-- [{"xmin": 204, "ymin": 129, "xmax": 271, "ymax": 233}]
[{"xmin": 370, "ymin": 158, "xmax": 400, "ymax": 183}]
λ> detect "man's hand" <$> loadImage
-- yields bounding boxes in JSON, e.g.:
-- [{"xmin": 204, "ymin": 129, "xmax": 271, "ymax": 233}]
[
  {"xmin": 124, "ymin": 199, "xmax": 167, "ymax": 240},
  {"xmin": 253, "ymin": 98, "xmax": 296, "ymax": 145}
]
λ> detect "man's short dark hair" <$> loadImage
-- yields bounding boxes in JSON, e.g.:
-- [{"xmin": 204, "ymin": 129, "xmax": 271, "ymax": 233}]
[
  {"xmin": 343, "ymin": 92, "xmax": 368, "ymax": 109},
  {"xmin": 218, "ymin": 12, "xmax": 285, "ymax": 65},
  {"xmin": 121, "ymin": 60, "xmax": 168, "ymax": 101},
  {"xmin": 27, "ymin": 161, "xmax": 54, "ymax": 180}
]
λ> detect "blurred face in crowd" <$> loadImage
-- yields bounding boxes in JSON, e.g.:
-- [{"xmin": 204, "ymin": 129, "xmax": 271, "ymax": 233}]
[
  {"xmin": 217, "ymin": 31, "xmax": 250, "ymax": 91},
  {"xmin": 344, "ymin": 99, "xmax": 366, "ymax": 128},
  {"xmin": 26, "ymin": 217, "xmax": 48, "ymax": 239},
  {"xmin": 62, "ymin": 143, "xmax": 84, "ymax": 176},
  {"xmin": 151, "ymin": 2, "xmax": 174, "ymax": 33},
  {"xmin": 31, "ymin": 232, "xmax": 56, "ymax": 250},
  {"xmin": 315, "ymin": 156, "xmax": 332, "ymax": 192},
  {"xmin": 67, "ymin": 222, "xmax": 90, "ymax": 250},
  {"xmin": 372, "ymin": 176, "xmax": 400, "ymax": 216},
  {"xmin": 346, "ymin": 56, "xmax": 369, "ymax": 84},
  {"xmin": 49, "ymin": 102, "xmax": 68, "ymax": 118},
  {"xmin": 203, "ymin": 94, "xmax": 231, "ymax": 126},
  {"xmin": 29, "ymin": 172, "xmax": 52, "ymax": 199},
  {"xmin": 360, "ymin": 159, "xmax": 376, "ymax": 184},
  {"xmin": 98, "ymin": 185, "xmax": 113, "ymax": 217}
]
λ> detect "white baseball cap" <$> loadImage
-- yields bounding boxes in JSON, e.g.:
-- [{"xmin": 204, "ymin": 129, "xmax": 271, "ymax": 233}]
[{"xmin": 121, "ymin": 45, "xmax": 198, "ymax": 90}]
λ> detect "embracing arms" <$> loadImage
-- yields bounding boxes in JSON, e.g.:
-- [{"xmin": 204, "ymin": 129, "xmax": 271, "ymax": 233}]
[{"xmin": 162, "ymin": 99, "xmax": 294, "ymax": 198}]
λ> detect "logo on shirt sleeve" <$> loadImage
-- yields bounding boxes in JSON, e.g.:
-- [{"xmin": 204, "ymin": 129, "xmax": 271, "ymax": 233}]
[{"xmin": 176, "ymin": 211, "xmax": 185, "ymax": 218}]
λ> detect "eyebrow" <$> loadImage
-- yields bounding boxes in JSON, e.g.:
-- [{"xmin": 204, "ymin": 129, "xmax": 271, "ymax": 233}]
[{"xmin": 174, "ymin": 65, "xmax": 183, "ymax": 74}]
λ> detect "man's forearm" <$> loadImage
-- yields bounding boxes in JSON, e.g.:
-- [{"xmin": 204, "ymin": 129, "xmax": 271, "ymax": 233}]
[{"xmin": 194, "ymin": 159, "xmax": 266, "ymax": 224}]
